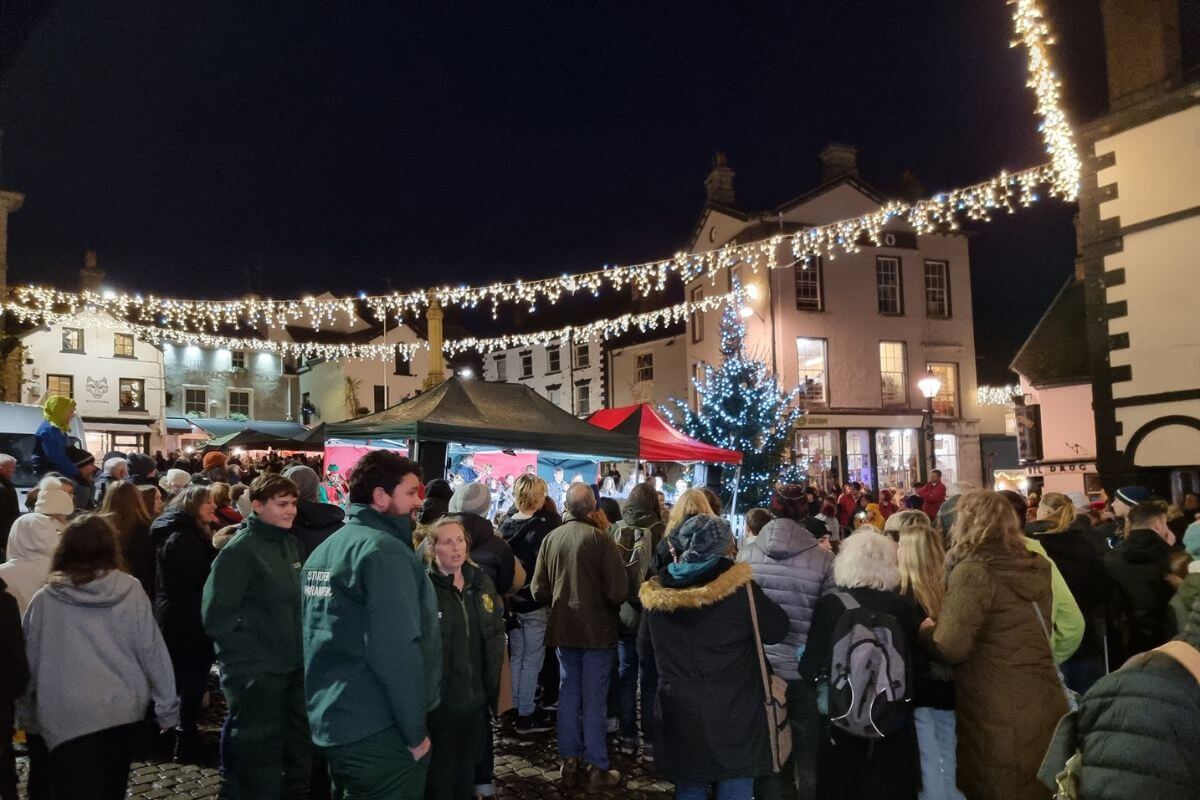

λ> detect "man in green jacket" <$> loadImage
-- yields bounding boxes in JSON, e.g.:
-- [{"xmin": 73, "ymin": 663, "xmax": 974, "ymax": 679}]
[
  {"xmin": 301, "ymin": 451, "xmax": 441, "ymax": 800},
  {"xmin": 530, "ymin": 482, "xmax": 627, "ymax": 792},
  {"xmin": 202, "ymin": 473, "xmax": 310, "ymax": 799}
]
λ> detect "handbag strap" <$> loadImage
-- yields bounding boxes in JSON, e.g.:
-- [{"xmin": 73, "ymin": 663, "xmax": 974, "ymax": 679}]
[
  {"xmin": 1153, "ymin": 640, "xmax": 1200, "ymax": 685},
  {"xmin": 746, "ymin": 584, "xmax": 772, "ymax": 698}
]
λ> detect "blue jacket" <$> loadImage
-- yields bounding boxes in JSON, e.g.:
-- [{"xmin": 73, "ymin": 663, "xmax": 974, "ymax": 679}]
[{"xmin": 32, "ymin": 421, "xmax": 79, "ymax": 479}]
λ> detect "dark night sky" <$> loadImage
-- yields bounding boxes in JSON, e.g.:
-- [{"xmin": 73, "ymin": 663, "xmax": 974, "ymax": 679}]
[{"xmin": 0, "ymin": 1, "xmax": 1108, "ymax": 382}]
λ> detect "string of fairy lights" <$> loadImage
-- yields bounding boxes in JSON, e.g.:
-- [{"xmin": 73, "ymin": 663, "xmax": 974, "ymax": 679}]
[
  {"xmin": 2, "ymin": 293, "xmax": 739, "ymax": 362},
  {"xmin": 5, "ymin": 0, "xmax": 1079, "ymax": 359}
]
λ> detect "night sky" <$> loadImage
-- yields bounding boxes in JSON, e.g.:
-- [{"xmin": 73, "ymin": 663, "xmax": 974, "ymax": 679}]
[{"xmin": 0, "ymin": 1, "xmax": 1108, "ymax": 382}]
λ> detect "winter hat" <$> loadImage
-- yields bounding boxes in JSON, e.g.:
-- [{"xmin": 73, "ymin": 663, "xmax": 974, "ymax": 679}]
[
  {"xmin": 163, "ymin": 468, "xmax": 191, "ymax": 493},
  {"xmin": 128, "ymin": 453, "xmax": 157, "ymax": 478},
  {"xmin": 283, "ymin": 465, "xmax": 321, "ymax": 503},
  {"xmin": 770, "ymin": 483, "xmax": 809, "ymax": 521},
  {"xmin": 34, "ymin": 480, "xmax": 73, "ymax": 516},
  {"xmin": 1115, "ymin": 485, "xmax": 1151, "ymax": 507},
  {"xmin": 1183, "ymin": 521, "xmax": 1200, "ymax": 561},
  {"xmin": 67, "ymin": 445, "xmax": 95, "ymax": 469},
  {"xmin": 449, "ymin": 482, "xmax": 491, "ymax": 517},
  {"xmin": 203, "ymin": 451, "xmax": 228, "ymax": 471},
  {"xmin": 1066, "ymin": 491, "xmax": 1091, "ymax": 514},
  {"xmin": 671, "ymin": 514, "xmax": 734, "ymax": 564}
]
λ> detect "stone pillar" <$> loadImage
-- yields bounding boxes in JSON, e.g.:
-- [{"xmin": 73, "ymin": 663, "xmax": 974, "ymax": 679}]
[
  {"xmin": 0, "ymin": 189, "xmax": 25, "ymax": 306},
  {"xmin": 80, "ymin": 249, "xmax": 105, "ymax": 293},
  {"xmin": 1, "ymin": 343, "xmax": 23, "ymax": 403},
  {"xmin": 423, "ymin": 296, "xmax": 446, "ymax": 391}
]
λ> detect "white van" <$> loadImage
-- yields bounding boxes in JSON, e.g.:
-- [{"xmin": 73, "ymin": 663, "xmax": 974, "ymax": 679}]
[{"xmin": 0, "ymin": 401, "xmax": 89, "ymax": 507}]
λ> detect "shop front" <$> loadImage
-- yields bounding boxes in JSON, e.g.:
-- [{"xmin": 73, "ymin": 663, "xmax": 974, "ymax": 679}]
[
  {"xmin": 793, "ymin": 413, "xmax": 963, "ymax": 494},
  {"xmin": 82, "ymin": 417, "xmax": 157, "ymax": 459}
]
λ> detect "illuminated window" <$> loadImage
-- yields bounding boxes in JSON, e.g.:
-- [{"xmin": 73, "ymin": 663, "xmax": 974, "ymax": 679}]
[
  {"xmin": 796, "ymin": 338, "xmax": 828, "ymax": 403},
  {"xmin": 47, "ymin": 374, "xmax": 73, "ymax": 399},
  {"xmin": 119, "ymin": 378, "xmax": 145, "ymax": 411},
  {"xmin": 62, "ymin": 327, "xmax": 84, "ymax": 354},
  {"xmin": 934, "ymin": 434, "xmax": 959, "ymax": 484},
  {"xmin": 879, "ymin": 341, "xmax": 908, "ymax": 406},
  {"xmin": 114, "ymin": 333, "xmax": 135, "ymax": 358},
  {"xmin": 926, "ymin": 362, "xmax": 959, "ymax": 417}
]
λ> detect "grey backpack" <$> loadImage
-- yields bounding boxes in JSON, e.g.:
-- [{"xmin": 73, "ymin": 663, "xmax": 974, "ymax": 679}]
[{"xmin": 826, "ymin": 592, "xmax": 911, "ymax": 739}]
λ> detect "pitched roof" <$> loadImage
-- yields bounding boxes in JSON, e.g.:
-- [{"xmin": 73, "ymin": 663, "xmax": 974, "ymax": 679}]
[{"xmin": 1010, "ymin": 278, "xmax": 1091, "ymax": 388}]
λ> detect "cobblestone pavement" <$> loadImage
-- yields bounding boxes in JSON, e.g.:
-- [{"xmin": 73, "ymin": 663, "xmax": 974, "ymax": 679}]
[{"xmin": 16, "ymin": 688, "xmax": 675, "ymax": 798}]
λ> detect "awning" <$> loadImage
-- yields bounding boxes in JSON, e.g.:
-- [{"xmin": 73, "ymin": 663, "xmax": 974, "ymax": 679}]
[
  {"xmin": 186, "ymin": 417, "xmax": 310, "ymax": 439},
  {"xmin": 165, "ymin": 416, "xmax": 193, "ymax": 434},
  {"xmin": 81, "ymin": 417, "xmax": 156, "ymax": 434},
  {"xmin": 586, "ymin": 404, "xmax": 743, "ymax": 464}
]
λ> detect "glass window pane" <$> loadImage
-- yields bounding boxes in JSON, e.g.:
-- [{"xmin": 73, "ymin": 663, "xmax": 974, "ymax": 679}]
[
  {"xmin": 845, "ymin": 430, "xmax": 873, "ymax": 488},
  {"xmin": 926, "ymin": 362, "xmax": 958, "ymax": 417},
  {"xmin": 924, "ymin": 260, "xmax": 950, "ymax": 318},
  {"xmin": 690, "ymin": 286, "xmax": 704, "ymax": 342},
  {"xmin": 795, "ymin": 338, "xmax": 827, "ymax": 403},
  {"xmin": 636, "ymin": 353, "xmax": 654, "ymax": 382},
  {"xmin": 795, "ymin": 257, "xmax": 822, "ymax": 310},
  {"xmin": 794, "ymin": 429, "xmax": 838, "ymax": 488},
  {"xmin": 879, "ymin": 341, "xmax": 908, "ymax": 406},
  {"xmin": 876, "ymin": 257, "xmax": 903, "ymax": 315},
  {"xmin": 934, "ymin": 433, "xmax": 959, "ymax": 485},
  {"xmin": 875, "ymin": 429, "xmax": 918, "ymax": 494}
]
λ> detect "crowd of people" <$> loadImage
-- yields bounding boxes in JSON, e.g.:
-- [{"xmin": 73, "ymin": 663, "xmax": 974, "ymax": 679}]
[{"xmin": 0, "ymin": 394, "xmax": 1198, "ymax": 800}]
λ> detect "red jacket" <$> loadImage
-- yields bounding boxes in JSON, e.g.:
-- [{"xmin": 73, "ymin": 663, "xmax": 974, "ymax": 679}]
[
  {"xmin": 836, "ymin": 493, "xmax": 858, "ymax": 528},
  {"xmin": 917, "ymin": 481, "xmax": 947, "ymax": 520}
]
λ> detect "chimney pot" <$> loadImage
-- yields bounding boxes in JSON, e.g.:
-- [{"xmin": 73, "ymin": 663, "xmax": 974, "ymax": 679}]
[{"xmin": 819, "ymin": 143, "xmax": 859, "ymax": 184}]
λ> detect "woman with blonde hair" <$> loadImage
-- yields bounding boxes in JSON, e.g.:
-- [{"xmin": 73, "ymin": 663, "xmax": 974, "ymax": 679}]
[
  {"xmin": 927, "ymin": 491, "xmax": 1067, "ymax": 800},
  {"xmin": 654, "ymin": 488, "xmax": 713, "ymax": 572},
  {"xmin": 898, "ymin": 521, "xmax": 964, "ymax": 800},
  {"xmin": 1025, "ymin": 492, "xmax": 1111, "ymax": 694}
]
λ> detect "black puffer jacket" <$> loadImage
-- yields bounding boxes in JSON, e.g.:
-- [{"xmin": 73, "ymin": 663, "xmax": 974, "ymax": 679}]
[
  {"xmin": 459, "ymin": 512, "xmax": 517, "ymax": 594},
  {"xmin": 639, "ymin": 560, "xmax": 788, "ymax": 782},
  {"xmin": 498, "ymin": 514, "xmax": 553, "ymax": 613},
  {"xmin": 1040, "ymin": 598, "xmax": 1200, "ymax": 800},
  {"xmin": 0, "ymin": 577, "xmax": 28, "ymax": 701},
  {"xmin": 151, "ymin": 508, "xmax": 216, "ymax": 663},
  {"xmin": 1103, "ymin": 528, "xmax": 1174, "ymax": 660},
  {"xmin": 291, "ymin": 500, "xmax": 345, "ymax": 559},
  {"xmin": 1028, "ymin": 520, "xmax": 1112, "ymax": 659}
]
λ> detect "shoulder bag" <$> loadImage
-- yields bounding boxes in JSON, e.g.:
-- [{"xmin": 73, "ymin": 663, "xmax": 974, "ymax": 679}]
[{"xmin": 747, "ymin": 584, "xmax": 792, "ymax": 771}]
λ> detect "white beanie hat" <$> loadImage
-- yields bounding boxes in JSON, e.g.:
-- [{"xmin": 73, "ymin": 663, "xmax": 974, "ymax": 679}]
[
  {"xmin": 449, "ymin": 482, "xmax": 491, "ymax": 517},
  {"xmin": 34, "ymin": 480, "xmax": 74, "ymax": 516}
]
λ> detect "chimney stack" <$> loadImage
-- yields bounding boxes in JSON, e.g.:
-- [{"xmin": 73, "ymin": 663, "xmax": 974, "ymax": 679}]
[
  {"xmin": 1100, "ymin": 0, "xmax": 1183, "ymax": 110},
  {"xmin": 819, "ymin": 143, "xmax": 858, "ymax": 184},
  {"xmin": 0, "ymin": 189, "xmax": 23, "ymax": 306},
  {"xmin": 80, "ymin": 249, "xmax": 105, "ymax": 293},
  {"xmin": 704, "ymin": 152, "xmax": 736, "ymax": 206}
]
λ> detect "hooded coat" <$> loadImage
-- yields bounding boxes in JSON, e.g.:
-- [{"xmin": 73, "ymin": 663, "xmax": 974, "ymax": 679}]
[
  {"xmin": 736, "ymin": 516, "xmax": 835, "ymax": 680},
  {"xmin": 930, "ymin": 541, "xmax": 1068, "ymax": 800},
  {"xmin": 1044, "ymin": 596, "xmax": 1200, "ymax": 800},
  {"xmin": 638, "ymin": 560, "xmax": 789, "ymax": 782},
  {"xmin": 498, "ymin": 513, "xmax": 553, "ymax": 614},
  {"xmin": 530, "ymin": 515, "xmax": 627, "ymax": 649},
  {"xmin": 1103, "ymin": 528, "xmax": 1174, "ymax": 660},
  {"xmin": 0, "ymin": 577, "xmax": 28, "ymax": 702},
  {"xmin": 0, "ymin": 513, "xmax": 62, "ymax": 615},
  {"xmin": 20, "ymin": 569, "xmax": 179, "ymax": 750},
  {"xmin": 151, "ymin": 508, "xmax": 216, "ymax": 664},
  {"xmin": 290, "ymin": 501, "xmax": 345, "ymax": 559},
  {"xmin": 32, "ymin": 397, "xmax": 79, "ymax": 480},
  {"xmin": 1027, "ymin": 521, "xmax": 1112, "ymax": 660}
]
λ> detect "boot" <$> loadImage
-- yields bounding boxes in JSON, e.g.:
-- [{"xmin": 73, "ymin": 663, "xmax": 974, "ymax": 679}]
[
  {"xmin": 559, "ymin": 757, "xmax": 581, "ymax": 790},
  {"xmin": 173, "ymin": 727, "xmax": 202, "ymax": 764},
  {"xmin": 584, "ymin": 763, "xmax": 623, "ymax": 793}
]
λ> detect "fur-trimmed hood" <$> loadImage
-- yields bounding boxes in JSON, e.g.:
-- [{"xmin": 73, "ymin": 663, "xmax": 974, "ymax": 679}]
[{"xmin": 640, "ymin": 561, "xmax": 752, "ymax": 612}]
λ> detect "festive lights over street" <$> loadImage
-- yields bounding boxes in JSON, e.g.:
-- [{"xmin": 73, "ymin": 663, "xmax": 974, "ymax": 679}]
[{"xmin": 7, "ymin": 0, "xmax": 1078, "ymax": 359}]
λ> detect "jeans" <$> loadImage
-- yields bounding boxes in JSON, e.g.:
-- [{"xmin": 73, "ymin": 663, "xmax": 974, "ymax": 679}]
[
  {"xmin": 913, "ymin": 707, "xmax": 965, "ymax": 800},
  {"xmin": 674, "ymin": 778, "xmax": 754, "ymax": 800},
  {"xmin": 617, "ymin": 635, "xmax": 639, "ymax": 737},
  {"xmin": 49, "ymin": 722, "xmax": 140, "ymax": 800},
  {"xmin": 754, "ymin": 679, "xmax": 818, "ymax": 800},
  {"xmin": 557, "ymin": 647, "xmax": 614, "ymax": 770},
  {"xmin": 510, "ymin": 608, "xmax": 549, "ymax": 716}
]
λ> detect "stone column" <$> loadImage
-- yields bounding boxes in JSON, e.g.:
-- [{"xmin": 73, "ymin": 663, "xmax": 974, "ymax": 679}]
[
  {"xmin": 423, "ymin": 295, "xmax": 445, "ymax": 391},
  {"xmin": 0, "ymin": 189, "xmax": 25, "ymax": 306}
]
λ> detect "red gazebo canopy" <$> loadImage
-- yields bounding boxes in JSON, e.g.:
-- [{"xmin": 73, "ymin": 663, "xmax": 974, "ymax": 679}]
[{"xmin": 587, "ymin": 404, "xmax": 743, "ymax": 465}]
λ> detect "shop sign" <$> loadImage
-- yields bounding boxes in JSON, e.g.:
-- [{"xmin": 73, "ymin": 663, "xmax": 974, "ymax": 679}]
[
  {"xmin": 1025, "ymin": 462, "xmax": 1095, "ymax": 476},
  {"xmin": 797, "ymin": 416, "xmax": 829, "ymax": 427}
]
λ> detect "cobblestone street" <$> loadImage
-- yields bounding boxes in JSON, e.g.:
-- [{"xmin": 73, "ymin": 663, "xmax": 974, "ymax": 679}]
[{"xmin": 15, "ymin": 684, "xmax": 675, "ymax": 799}]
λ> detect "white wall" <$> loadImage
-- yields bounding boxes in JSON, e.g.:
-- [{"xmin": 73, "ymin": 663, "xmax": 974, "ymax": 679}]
[
  {"xmin": 1095, "ymin": 104, "xmax": 1200, "ymax": 466},
  {"xmin": 607, "ymin": 334, "xmax": 688, "ymax": 410},
  {"xmin": 1022, "ymin": 380, "xmax": 1098, "ymax": 463},
  {"xmin": 481, "ymin": 336, "xmax": 604, "ymax": 416}
]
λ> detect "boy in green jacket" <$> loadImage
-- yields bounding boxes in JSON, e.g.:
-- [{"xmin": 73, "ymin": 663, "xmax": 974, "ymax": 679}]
[
  {"xmin": 301, "ymin": 451, "xmax": 441, "ymax": 800},
  {"xmin": 202, "ymin": 473, "xmax": 311, "ymax": 800}
]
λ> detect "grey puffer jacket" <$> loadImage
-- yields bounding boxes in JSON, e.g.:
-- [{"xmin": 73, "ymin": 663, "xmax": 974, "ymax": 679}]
[{"xmin": 736, "ymin": 517, "xmax": 835, "ymax": 679}]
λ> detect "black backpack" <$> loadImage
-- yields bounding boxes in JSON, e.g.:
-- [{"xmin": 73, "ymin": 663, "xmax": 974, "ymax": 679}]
[{"xmin": 826, "ymin": 592, "xmax": 912, "ymax": 739}]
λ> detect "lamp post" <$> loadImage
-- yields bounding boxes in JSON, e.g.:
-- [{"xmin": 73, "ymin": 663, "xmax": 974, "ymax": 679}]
[{"xmin": 918, "ymin": 371, "xmax": 942, "ymax": 481}]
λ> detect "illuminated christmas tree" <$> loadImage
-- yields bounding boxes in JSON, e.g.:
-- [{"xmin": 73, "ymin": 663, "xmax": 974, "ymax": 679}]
[{"xmin": 665, "ymin": 300, "xmax": 802, "ymax": 512}]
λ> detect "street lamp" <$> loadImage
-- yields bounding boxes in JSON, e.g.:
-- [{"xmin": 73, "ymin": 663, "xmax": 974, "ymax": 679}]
[
  {"xmin": 918, "ymin": 371, "xmax": 942, "ymax": 479},
  {"xmin": 457, "ymin": 367, "xmax": 474, "ymax": 379}
]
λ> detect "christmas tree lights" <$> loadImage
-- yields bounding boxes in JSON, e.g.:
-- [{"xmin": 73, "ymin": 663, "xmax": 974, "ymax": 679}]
[{"xmin": 663, "ymin": 295, "xmax": 803, "ymax": 511}]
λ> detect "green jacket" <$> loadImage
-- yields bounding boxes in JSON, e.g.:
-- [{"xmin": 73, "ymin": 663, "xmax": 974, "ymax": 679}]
[
  {"xmin": 1024, "ymin": 536, "xmax": 1085, "ymax": 663},
  {"xmin": 426, "ymin": 562, "xmax": 505, "ymax": 718},
  {"xmin": 201, "ymin": 514, "xmax": 303, "ymax": 685},
  {"xmin": 530, "ymin": 516, "xmax": 627, "ymax": 649},
  {"xmin": 301, "ymin": 504, "xmax": 441, "ymax": 749},
  {"xmin": 1169, "ymin": 569, "xmax": 1200, "ymax": 636}
]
